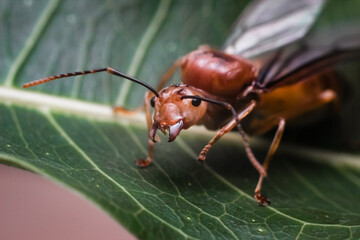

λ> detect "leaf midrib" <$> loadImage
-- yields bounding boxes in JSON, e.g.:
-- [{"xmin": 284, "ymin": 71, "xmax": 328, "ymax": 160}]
[{"xmin": 1, "ymin": 85, "xmax": 360, "ymax": 171}]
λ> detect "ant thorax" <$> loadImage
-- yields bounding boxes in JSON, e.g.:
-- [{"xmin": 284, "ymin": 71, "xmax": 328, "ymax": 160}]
[{"xmin": 181, "ymin": 46, "xmax": 257, "ymax": 97}]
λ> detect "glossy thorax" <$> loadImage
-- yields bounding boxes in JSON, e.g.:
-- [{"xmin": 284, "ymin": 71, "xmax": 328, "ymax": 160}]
[{"xmin": 181, "ymin": 46, "xmax": 257, "ymax": 97}]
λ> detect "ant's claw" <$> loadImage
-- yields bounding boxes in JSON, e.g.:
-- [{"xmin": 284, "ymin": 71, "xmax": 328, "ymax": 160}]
[
  {"xmin": 197, "ymin": 158, "xmax": 205, "ymax": 166},
  {"xmin": 254, "ymin": 192, "xmax": 270, "ymax": 206},
  {"xmin": 135, "ymin": 158, "xmax": 151, "ymax": 168}
]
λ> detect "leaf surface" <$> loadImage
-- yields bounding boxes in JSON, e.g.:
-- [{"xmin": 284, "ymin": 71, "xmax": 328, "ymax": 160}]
[{"xmin": 0, "ymin": 0, "xmax": 360, "ymax": 239}]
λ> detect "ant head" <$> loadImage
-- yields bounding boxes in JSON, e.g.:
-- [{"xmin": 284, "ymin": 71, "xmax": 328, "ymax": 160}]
[{"xmin": 150, "ymin": 84, "xmax": 208, "ymax": 142}]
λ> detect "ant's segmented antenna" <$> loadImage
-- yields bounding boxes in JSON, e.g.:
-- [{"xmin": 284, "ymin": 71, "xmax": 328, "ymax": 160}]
[
  {"xmin": 22, "ymin": 68, "xmax": 106, "ymax": 88},
  {"xmin": 23, "ymin": 67, "xmax": 159, "ymax": 97}
]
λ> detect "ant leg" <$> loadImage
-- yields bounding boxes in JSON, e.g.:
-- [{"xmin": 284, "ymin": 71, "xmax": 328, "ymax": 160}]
[
  {"xmin": 135, "ymin": 91, "xmax": 155, "ymax": 168},
  {"xmin": 113, "ymin": 105, "xmax": 143, "ymax": 114},
  {"xmin": 123, "ymin": 58, "xmax": 182, "ymax": 167},
  {"xmin": 155, "ymin": 58, "xmax": 183, "ymax": 91},
  {"xmin": 135, "ymin": 137, "xmax": 155, "ymax": 168},
  {"xmin": 254, "ymin": 118, "xmax": 285, "ymax": 206},
  {"xmin": 198, "ymin": 101, "xmax": 257, "ymax": 163}
]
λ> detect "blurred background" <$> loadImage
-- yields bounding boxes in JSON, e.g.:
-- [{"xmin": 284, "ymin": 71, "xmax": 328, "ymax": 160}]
[{"xmin": 0, "ymin": 164, "xmax": 135, "ymax": 240}]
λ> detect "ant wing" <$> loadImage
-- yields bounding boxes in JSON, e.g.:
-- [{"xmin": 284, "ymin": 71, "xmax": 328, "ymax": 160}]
[
  {"xmin": 256, "ymin": 35, "xmax": 360, "ymax": 90},
  {"xmin": 223, "ymin": 0, "xmax": 324, "ymax": 58}
]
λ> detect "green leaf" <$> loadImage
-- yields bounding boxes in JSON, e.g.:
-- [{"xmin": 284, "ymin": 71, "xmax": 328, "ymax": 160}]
[{"xmin": 1, "ymin": 0, "xmax": 360, "ymax": 239}]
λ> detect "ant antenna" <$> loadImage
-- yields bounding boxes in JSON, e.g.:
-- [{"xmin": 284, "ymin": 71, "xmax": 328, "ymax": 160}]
[{"xmin": 22, "ymin": 67, "xmax": 159, "ymax": 97}]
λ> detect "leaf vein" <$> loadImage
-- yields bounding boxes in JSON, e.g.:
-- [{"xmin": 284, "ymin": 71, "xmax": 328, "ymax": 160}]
[
  {"xmin": 175, "ymin": 137, "xmax": 359, "ymax": 229},
  {"xmin": 89, "ymin": 121, "xmax": 146, "ymax": 181},
  {"xmin": 71, "ymin": 5, "xmax": 110, "ymax": 98},
  {"xmin": 125, "ymin": 127, "xmax": 240, "ymax": 239},
  {"xmin": 289, "ymin": 165, "xmax": 353, "ymax": 214},
  {"xmin": 338, "ymin": 168, "xmax": 360, "ymax": 188},
  {"xmin": 44, "ymin": 111, "xmax": 192, "ymax": 239},
  {"xmin": 4, "ymin": 0, "xmax": 60, "ymax": 87},
  {"xmin": 115, "ymin": 0, "xmax": 173, "ymax": 105},
  {"xmin": 9, "ymin": 106, "xmax": 37, "ymax": 159}
]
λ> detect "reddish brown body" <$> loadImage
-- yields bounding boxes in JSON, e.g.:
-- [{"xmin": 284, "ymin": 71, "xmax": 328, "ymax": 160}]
[
  {"xmin": 22, "ymin": 44, "xmax": 353, "ymax": 207},
  {"xmin": 145, "ymin": 45, "xmax": 340, "ymax": 206},
  {"xmin": 181, "ymin": 47, "xmax": 257, "ymax": 97}
]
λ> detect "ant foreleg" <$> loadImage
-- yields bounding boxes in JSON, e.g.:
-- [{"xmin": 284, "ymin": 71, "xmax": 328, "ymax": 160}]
[
  {"xmin": 135, "ymin": 91, "xmax": 156, "ymax": 168},
  {"xmin": 254, "ymin": 118, "xmax": 285, "ymax": 206},
  {"xmin": 198, "ymin": 101, "xmax": 256, "ymax": 164},
  {"xmin": 156, "ymin": 58, "xmax": 183, "ymax": 91},
  {"xmin": 135, "ymin": 138, "xmax": 155, "ymax": 168},
  {"xmin": 135, "ymin": 59, "xmax": 182, "ymax": 167},
  {"xmin": 113, "ymin": 105, "xmax": 143, "ymax": 115}
]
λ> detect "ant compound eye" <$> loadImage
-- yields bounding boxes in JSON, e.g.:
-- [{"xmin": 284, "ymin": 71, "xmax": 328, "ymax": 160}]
[
  {"xmin": 191, "ymin": 98, "xmax": 201, "ymax": 107},
  {"xmin": 150, "ymin": 97, "xmax": 155, "ymax": 107},
  {"xmin": 150, "ymin": 96, "xmax": 156, "ymax": 108}
]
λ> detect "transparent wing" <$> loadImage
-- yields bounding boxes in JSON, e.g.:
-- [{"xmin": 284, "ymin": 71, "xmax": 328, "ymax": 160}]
[
  {"xmin": 257, "ymin": 35, "xmax": 360, "ymax": 90},
  {"xmin": 223, "ymin": 0, "xmax": 325, "ymax": 58}
]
